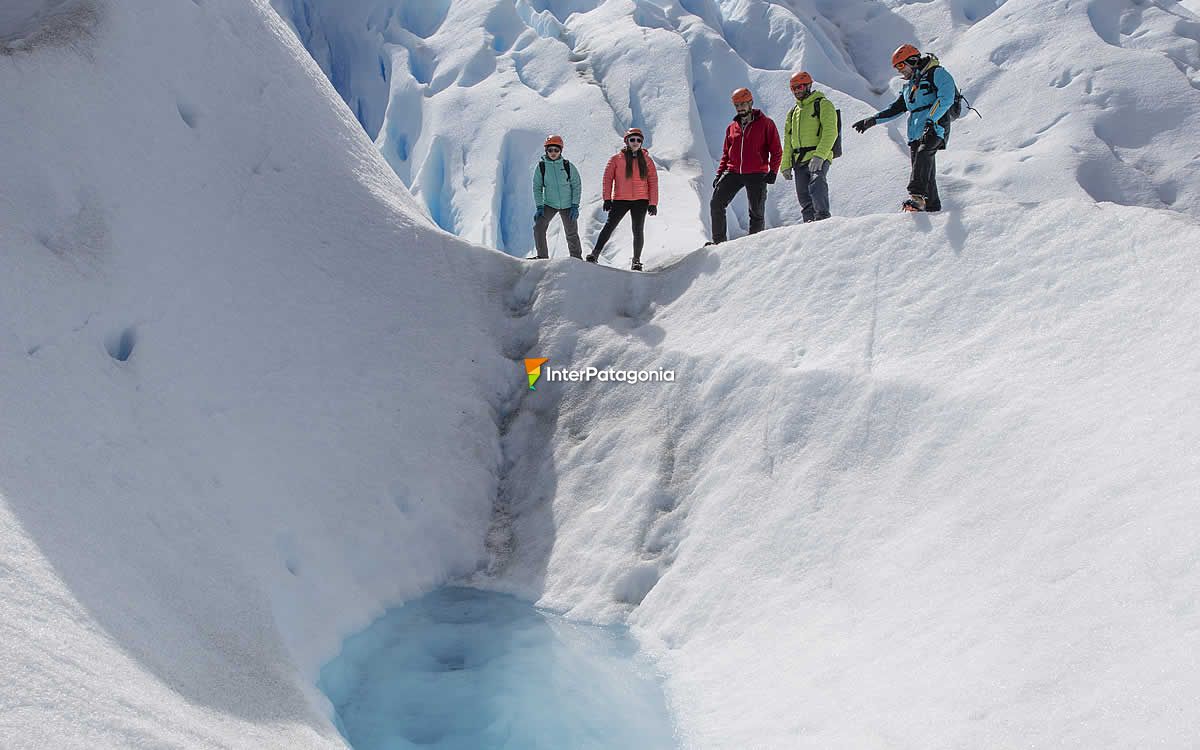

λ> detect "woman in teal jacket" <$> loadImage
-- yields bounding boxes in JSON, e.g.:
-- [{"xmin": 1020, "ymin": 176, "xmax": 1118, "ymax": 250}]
[
  {"xmin": 533, "ymin": 135, "xmax": 583, "ymax": 259},
  {"xmin": 852, "ymin": 44, "xmax": 957, "ymax": 212}
]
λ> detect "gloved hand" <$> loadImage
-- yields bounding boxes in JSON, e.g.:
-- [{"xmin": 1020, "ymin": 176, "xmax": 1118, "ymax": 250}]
[
  {"xmin": 712, "ymin": 172, "xmax": 724, "ymax": 189},
  {"xmin": 534, "ymin": 206, "xmax": 544, "ymax": 220},
  {"xmin": 917, "ymin": 123, "xmax": 942, "ymax": 152},
  {"xmin": 851, "ymin": 116, "xmax": 876, "ymax": 133},
  {"xmin": 569, "ymin": 205, "xmax": 579, "ymax": 221},
  {"xmin": 765, "ymin": 171, "xmax": 777, "ymax": 184},
  {"xmin": 647, "ymin": 205, "xmax": 657, "ymax": 216},
  {"xmin": 603, "ymin": 200, "xmax": 613, "ymax": 212},
  {"xmin": 782, "ymin": 167, "xmax": 793, "ymax": 181},
  {"xmin": 808, "ymin": 156, "xmax": 827, "ymax": 175}
]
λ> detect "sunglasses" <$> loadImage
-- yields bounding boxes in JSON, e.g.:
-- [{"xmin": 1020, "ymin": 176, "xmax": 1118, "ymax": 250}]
[
  {"xmin": 790, "ymin": 84, "xmax": 810, "ymax": 91},
  {"xmin": 545, "ymin": 146, "xmax": 561, "ymax": 152},
  {"xmin": 626, "ymin": 137, "xmax": 643, "ymax": 143}
]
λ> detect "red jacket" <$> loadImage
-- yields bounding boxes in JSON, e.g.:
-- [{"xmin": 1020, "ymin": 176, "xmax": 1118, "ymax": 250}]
[
  {"xmin": 602, "ymin": 149, "xmax": 659, "ymax": 204},
  {"xmin": 717, "ymin": 110, "xmax": 782, "ymax": 175}
]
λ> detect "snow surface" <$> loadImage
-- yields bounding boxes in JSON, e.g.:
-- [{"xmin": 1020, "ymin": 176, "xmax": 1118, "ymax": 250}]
[{"xmin": 3, "ymin": 0, "xmax": 1200, "ymax": 748}]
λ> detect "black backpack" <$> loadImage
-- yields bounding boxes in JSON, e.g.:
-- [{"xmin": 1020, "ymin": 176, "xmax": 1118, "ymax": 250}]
[
  {"xmin": 539, "ymin": 159, "xmax": 572, "ymax": 180},
  {"xmin": 929, "ymin": 67, "xmax": 980, "ymax": 124},
  {"xmin": 813, "ymin": 98, "xmax": 843, "ymax": 158}
]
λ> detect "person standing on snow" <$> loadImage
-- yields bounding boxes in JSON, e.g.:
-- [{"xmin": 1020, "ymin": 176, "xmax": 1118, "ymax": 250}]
[
  {"xmin": 708, "ymin": 87, "xmax": 782, "ymax": 244},
  {"xmin": 852, "ymin": 44, "xmax": 957, "ymax": 212},
  {"xmin": 532, "ymin": 135, "xmax": 583, "ymax": 259},
  {"xmin": 780, "ymin": 71, "xmax": 837, "ymax": 223},
  {"xmin": 587, "ymin": 128, "xmax": 658, "ymax": 271}
]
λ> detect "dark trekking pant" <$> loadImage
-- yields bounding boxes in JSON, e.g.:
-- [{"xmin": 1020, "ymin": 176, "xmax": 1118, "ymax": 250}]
[
  {"xmin": 593, "ymin": 200, "xmax": 649, "ymax": 262},
  {"xmin": 710, "ymin": 172, "xmax": 768, "ymax": 243},
  {"xmin": 534, "ymin": 207, "xmax": 582, "ymax": 258},
  {"xmin": 794, "ymin": 162, "xmax": 831, "ymax": 222},
  {"xmin": 907, "ymin": 132, "xmax": 943, "ymax": 211}
]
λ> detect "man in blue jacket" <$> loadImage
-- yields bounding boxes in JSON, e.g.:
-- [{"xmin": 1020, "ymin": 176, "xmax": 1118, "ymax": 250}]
[
  {"xmin": 852, "ymin": 44, "xmax": 957, "ymax": 212},
  {"xmin": 533, "ymin": 135, "xmax": 583, "ymax": 258}
]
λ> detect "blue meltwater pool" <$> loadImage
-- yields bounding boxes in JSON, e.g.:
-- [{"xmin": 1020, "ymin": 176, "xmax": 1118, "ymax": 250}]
[{"xmin": 318, "ymin": 587, "xmax": 679, "ymax": 749}]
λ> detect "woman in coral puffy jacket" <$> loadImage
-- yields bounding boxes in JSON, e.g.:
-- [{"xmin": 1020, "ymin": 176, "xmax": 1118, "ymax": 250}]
[{"xmin": 586, "ymin": 128, "xmax": 659, "ymax": 271}]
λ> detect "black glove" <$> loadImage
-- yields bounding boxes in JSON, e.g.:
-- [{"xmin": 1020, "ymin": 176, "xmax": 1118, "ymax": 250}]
[
  {"xmin": 917, "ymin": 124, "xmax": 942, "ymax": 152},
  {"xmin": 852, "ymin": 116, "xmax": 876, "ymax": 133},
  {"xmin": 647, "ymin": 205, "xmax": 657, "ymax": 216},
  {"xmin": 765, "ymin": 171, "xmax": 777, "ymax": 185},
  {"xmin": 603, "ymin": 200, "xmax": 613, "ymax": 212},
  {"xmin": 712, "ymin": 172, "xmax": 724, "ymax": 189}
]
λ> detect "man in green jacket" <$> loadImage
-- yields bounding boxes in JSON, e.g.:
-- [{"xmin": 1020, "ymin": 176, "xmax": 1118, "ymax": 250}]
[
  {"xmin": 780, "ymin": 72, "xmax": 837, "ymax": 222},
  {"xmin": 533, "ymin": 134, "xmax": 583, "ymax": 259}
]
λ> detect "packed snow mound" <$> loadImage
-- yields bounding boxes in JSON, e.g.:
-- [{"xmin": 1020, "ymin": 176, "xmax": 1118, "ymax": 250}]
[
  {"xmin": 273, "ymin": 0, "xmax": 1200, "ymax": 266},
  {"xmin": 492, "ymin": 200, "xmax": 1200, "ymax": 748},
  {"xmin": 1, "ymin": 0, "xmax": 519, "ymax": 747}
]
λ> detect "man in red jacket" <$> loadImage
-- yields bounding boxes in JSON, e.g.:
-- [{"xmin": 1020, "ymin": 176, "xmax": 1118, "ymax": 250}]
[{"xmin": 709, "ymin": 87, "xmax": 782, "ymax": 245}]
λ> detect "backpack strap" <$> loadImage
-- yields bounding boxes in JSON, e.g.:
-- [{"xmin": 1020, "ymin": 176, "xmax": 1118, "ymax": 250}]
[{"xmin": 539, "ymin": 160, "xmax": 572, "ymax": 179}]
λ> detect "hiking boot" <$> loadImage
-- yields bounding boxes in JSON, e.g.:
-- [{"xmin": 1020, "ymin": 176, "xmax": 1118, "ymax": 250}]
[
  {"xmin": 703, "ymin": 240, "xmax": 719, "ymax": 247},
  {"xmin": 902, "ymin": 194, "xmax": 926, "ymax": 212},
  {"xmin": 585, "ymin": 253, "xmax": 599, "ymax": 263},
  {"xmin": 631, "ymin": 260, "xmax": 643, "ymax": 271}
]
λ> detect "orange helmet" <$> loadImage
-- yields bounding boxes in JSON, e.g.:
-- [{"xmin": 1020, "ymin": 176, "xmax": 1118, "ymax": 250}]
[
  {"xmin": 789, "ymin": 71, "xmax": 813, "ymax": 88},
  {"xmin": 624, "ymin": 127, "xmax": 644, "ymax": 141},
  {"xmin": 891, "ymin": 44, "xmax": 921, "ymax": 69},
  {"xmin": 544, "ymin": 134, "xmax": 564, "ymax": 148},
  {"xmin": 731, "ymin": 87, "xmax": 753, "ymax": 104}
]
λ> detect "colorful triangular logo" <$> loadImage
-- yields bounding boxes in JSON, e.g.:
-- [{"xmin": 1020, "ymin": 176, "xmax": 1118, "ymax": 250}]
[{"xmin": 525, "ymin": 358, "xmax": 549, "ymax": 390}]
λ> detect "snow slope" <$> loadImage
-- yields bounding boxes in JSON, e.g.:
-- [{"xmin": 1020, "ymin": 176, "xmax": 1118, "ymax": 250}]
[
  {"xmin": 273, "ymin": 0, "xmax": 1200, "ymax": 267},
  {"xmin": 1, "ymin": 1, "xmax": 521, "ymax": 747},
  {"xmin": 493, "ymin": 200, "xmax": 1200, "ymax": 747},
  {"xmin": 4, "ymin": 0, "xmax": 1200, "ymax": 748}
]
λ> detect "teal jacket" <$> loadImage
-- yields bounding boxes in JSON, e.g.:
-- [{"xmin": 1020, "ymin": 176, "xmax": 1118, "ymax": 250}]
[
  {"xmin": 533, "ymin": 156, "xmax": 581, "ymax": 210},
  {"xmin": 875, "ymin": 55, "xmax": 957, "ymax": 143}
]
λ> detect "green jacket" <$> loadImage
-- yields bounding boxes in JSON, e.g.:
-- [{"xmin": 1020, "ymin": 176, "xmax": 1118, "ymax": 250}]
[
  {"xmin": 533, "ymin": 156, "xmax": 582, "ymax": 210},
  {"xmin": 780, "ymin": 90, "xmax": 838, "ymax": 170}
]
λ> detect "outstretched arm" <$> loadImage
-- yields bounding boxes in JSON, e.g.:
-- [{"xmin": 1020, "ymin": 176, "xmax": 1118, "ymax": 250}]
[{"xmin": 875, "ymin": 93, "xmax": 907, "ymax": 123}]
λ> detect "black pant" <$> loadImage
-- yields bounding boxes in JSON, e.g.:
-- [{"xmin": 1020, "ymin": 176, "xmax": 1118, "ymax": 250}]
[
  {"xmin": 593, "ymin": 199, "xmax": 649, "ymax": 261},
  {"xmin": 907, "ymin": 133, "xmax": 942, "ymax": 210},
  {"xmin": 711, "ymin": 173, "xmax": 767, "ymax": 243}
]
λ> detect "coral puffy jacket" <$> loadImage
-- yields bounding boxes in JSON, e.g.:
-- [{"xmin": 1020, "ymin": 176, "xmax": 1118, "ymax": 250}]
[
  {"xmin": 717, "ymin": 109, "xmax": 782, "ymax": 175},
  {"xmin": 601, "ymin": 149, "xmax": 659, "ymax": 204}
]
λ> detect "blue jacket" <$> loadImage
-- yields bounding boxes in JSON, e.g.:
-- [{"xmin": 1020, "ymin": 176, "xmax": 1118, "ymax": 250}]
[
  {"xmin": 533, "ymin": 156, "xmax": 582, "ymax": 210},
  {"xmin": 875, "ymin": 56, "xmax": 956, "ymax": 144}
]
